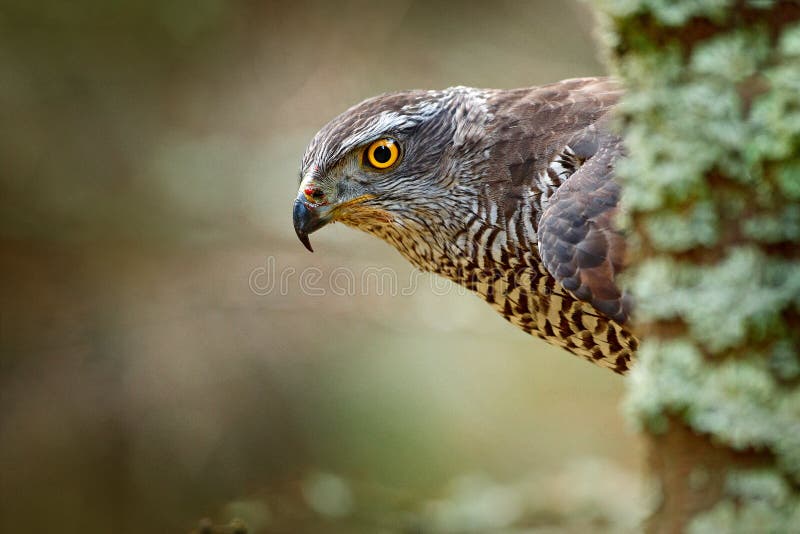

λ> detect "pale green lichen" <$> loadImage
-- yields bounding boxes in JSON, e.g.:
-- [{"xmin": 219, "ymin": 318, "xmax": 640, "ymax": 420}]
[
  {"xmin": 689, "ymin": 497, "xmax": 800, "ymax": 534},
  {"xmin": 747, "ymin": 62, "xmax": 800, "ymax": 169},
  {"xmin": 613, "ymin": 46, "xmax": 684, "ymax": 89},
  {"xmin": 625, "ymin": 338, "xmax": 704, "ymax": 433},
  {"xmin": 768, "ymin": 339, "xmax": 800, "ymax": 381},
  {"xmin": 748, "ymin": 100, "xmax": 800, "ymax": 164},
  {"xmin": 628, "ymin": 247, "xmax": 800, "ymax": 354},
  {"xmin": 742, "ymin": 205, "xmax": 800, "ymax": 243},
  {"xmin": 617, "ymin": 78, "xmax": 750, "ymax": 210},
  {"xmin": 725, "ymin": 469, "xmax": 790, "ymax": 505},
  {"xmin": 643, "ymin": 201, "xmax": 718, "ymax": 251},
  {"xmin": 690, "ymin": 30, "xmax": 769, "ymax": 82},
  {"xmin": 626, "ymin": 339, "xmax": 800, "ymax": 482},
  {"xmin": 775, "ymin": 389, "xmax": 800, "ymax": 478},
  {"xmin": 778, "ymin": 21, "xmax": 800, "ymax": 57},
  {"xmin": 690, "ymin": 360, "xmax": 780, "ymax": 450},
  {"xmin": 776, "ymin": 162, "xmax": 800, "ymax": 200},
  {"xmin": 596, "ymin": 0, "xmax": 734, "ymax": 25},
  {"xmin": 688, "ymin": 469, "xmax": 800, "ymax": 533}
]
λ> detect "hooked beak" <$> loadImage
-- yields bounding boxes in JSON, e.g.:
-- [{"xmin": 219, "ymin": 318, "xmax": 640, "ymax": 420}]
[{"xmin": 292, "ymin": 196, "xmax": 332, "ymax": 253}]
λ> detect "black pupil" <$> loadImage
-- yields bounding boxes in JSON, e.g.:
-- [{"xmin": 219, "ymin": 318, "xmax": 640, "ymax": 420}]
[{"xmin": 373, "ymin": 144, "xmax": 392, "ymax": 164}]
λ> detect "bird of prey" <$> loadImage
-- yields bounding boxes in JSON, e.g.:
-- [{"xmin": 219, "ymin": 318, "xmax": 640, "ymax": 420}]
[{"xmin": 292, "ymin": 77, "xmax": 637, "ymax": 374}]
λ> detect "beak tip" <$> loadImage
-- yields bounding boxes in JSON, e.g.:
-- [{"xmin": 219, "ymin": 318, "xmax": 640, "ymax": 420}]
[
  {"xmin": 297, "ymin": 230, "xmax": 314, "ymax": 253},
  {"xmin": 293, "ymin": 198, "xmax": 318, "ymax": 252}
]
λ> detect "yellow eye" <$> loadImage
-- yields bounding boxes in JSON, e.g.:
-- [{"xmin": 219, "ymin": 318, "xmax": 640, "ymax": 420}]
[{"xmin": 365, "ymin": 138, "xmax": 400, "ymax": 169}]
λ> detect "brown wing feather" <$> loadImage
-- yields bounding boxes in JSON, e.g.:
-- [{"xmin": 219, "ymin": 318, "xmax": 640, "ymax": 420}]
[
  {"xmin": 486, "ymin": 78, "xmax": 621, "ymax": 184},
  {"xmin": 537, "ymin": 119, "xmax": 631, "ymax": 324},
  {"xmin": 484, "ymin": 78, "xmax": 630, "ymax": 324}
]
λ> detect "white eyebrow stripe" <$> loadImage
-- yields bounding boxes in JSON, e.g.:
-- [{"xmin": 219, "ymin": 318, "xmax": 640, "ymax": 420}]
[
  {"xmin": 340, "ymin": 111, "xmax": 414, "ymax": 152},
  {"xmin": 338, "ymin": 99, "xmax": 444, "ymax": 156},
  {"xmin": 301, "ymin": 91, "xmax": 450, "ymax": 174}
]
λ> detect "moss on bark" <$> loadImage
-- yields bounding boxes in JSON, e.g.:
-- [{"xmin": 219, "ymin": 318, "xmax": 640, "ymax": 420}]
[{"xmin": 595, "ymin": 0, "xmax": 800, "ymax": 530}]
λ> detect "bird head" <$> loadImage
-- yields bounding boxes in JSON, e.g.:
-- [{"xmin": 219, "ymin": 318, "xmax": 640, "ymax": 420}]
[{"xmin": 293, "ymin": 88, "xmax": 491, "ymax": 258}]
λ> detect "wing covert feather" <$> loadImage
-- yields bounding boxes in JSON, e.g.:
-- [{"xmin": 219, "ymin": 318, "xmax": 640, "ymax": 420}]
[{"xmin": 537, "ymin": 124, "xmax": 630, "ymax": 324}]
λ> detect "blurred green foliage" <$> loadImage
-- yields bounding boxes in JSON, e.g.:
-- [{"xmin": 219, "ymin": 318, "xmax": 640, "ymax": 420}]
[{"xmin": 0, "ymin": 1, "xmax": 644, "ymax": 532}]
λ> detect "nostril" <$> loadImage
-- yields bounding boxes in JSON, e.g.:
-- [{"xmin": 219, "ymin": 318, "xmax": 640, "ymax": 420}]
[{"xmin": 303, "ymin": 186, "xmax": 326, "ymax": 203}]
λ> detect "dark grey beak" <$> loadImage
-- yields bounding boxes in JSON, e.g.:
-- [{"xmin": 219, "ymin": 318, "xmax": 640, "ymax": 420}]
[{"xmin": 292, "ymin": 197, "xmax": 331, "ymax": 253}]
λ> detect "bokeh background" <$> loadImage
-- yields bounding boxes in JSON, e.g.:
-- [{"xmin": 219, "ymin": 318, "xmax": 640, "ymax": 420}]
[{"xmin": 0, "ymin": 1, "xmax": 646, "ymax": 532}]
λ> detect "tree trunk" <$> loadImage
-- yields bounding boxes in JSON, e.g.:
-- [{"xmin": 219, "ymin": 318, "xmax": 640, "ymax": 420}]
[{"xmin": 594, "ymin": 1, "xmax": 800, "ymax": 531}]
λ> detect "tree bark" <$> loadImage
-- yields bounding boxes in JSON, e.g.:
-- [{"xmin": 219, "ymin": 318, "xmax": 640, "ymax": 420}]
[{"xmin": 594, "ymin": 1, "xmax": 800, "ymax": 531}]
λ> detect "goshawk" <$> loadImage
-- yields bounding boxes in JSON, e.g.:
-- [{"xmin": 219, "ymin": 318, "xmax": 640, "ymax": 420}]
[{"xmin": 292, "ymin": 78, "xmax": 637, "ymax": 373}]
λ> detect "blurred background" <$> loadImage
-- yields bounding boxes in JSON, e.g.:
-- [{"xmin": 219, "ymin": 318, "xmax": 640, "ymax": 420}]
[{"xmin": 0, "ymin": 1, "xmax": 646, "ymax": 532}]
